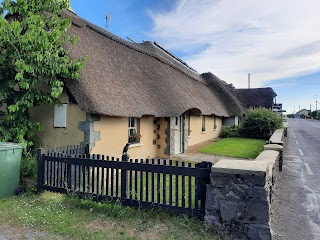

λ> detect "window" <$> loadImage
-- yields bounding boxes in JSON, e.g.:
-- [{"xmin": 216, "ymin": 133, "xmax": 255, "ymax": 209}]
[
  {"xmin": 201, "ymin": 115, "xmax": 206, "ymax": 132},
  {"xmin": 213, "ymin": 116, "xmax": 217, "ymax": 130},
  {"xmin": 128, "ymin": 117, "xmax": 140, "ymax": 143},
  {"xmin": 54, "ymin": 104, "xmax": 67, "ymax": 128}
]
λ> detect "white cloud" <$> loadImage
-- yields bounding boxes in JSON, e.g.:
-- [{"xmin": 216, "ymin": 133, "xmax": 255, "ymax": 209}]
[{"xmin": 148, "ymin": 0, "xmax": 320, "ymax": 87}]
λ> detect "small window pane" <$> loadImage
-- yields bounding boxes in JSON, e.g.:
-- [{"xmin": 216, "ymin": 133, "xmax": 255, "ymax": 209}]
[{"xmin": 54, "ymin": 104, "xmax": 67, "ymax": 128}]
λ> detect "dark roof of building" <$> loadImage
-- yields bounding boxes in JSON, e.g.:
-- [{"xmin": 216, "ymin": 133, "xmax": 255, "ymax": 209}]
[
  {"xmin": 63, "ymin": 11, "xmax": 244, "ymax": 118},
  {"xmin": 236, "ymin": 88, "xmax": 277, "ymax": 109}
]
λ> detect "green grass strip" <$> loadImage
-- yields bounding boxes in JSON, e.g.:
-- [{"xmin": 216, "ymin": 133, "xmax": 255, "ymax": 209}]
[
  {"xmin": 0, "ymin": 192, "xmax": 225, "ymax": 240},
  {"xmin": 198, "ymin": 138, "xmax": 265, "ymax": 159}
]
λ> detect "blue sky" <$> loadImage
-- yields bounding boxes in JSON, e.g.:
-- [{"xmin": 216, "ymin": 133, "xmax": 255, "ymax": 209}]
[{"xmin": 70, "ymin": 0, "xmax": 320, "ymax": 114}]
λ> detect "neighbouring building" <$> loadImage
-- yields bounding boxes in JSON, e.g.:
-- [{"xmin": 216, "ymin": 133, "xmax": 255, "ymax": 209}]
[
  {"xmin": 223, "ymin": 87, "xmax": 278, "ymax": 127},
  {"xmin": 29, "ymin": 10, "xmax": 245, "ymax": 159},
  {"xmin": 296, "ymin": 108, "xmax": 310, "ymax": 117},
  {"xmin": 235, "ymin": 87, "xmax": 277, "ymax": 109}
]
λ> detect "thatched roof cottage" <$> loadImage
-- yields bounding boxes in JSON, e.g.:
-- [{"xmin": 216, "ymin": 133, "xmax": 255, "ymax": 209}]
[{"xmin": 30, "ymin": 10, "xmax": 245, "ymax": 158}]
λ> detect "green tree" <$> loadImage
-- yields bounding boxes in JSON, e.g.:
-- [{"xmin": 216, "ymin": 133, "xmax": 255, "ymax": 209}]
[
  {"xmin": 0, "ymin": 0, "xmax": 85, "ymax": 146},
  {"xmin": 240, "ymin": 108, "xmax": 282, "ymax": 139}
]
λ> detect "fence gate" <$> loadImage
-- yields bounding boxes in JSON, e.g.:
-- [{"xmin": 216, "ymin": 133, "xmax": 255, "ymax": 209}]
[{"xmin": 37, "ymin": 146, "xmax": 212, "ymax": 219}]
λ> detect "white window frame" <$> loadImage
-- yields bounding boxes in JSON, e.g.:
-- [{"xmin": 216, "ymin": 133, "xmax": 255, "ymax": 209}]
[
  {"xmin": 128, "ymin": 117, "xmax": 137, "ymax": 136},
  {"xmin": 54, "ymin": 104, "xmax": 67, "ymax": 128}
]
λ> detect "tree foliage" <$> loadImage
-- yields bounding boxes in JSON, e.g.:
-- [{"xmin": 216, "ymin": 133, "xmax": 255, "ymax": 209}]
[
  {"xmin": 220, "ymin": 108, "xmax": 282, "ymax": 139},
  {"xmin": 220, "ymin": 125, "xmax": 241, "ymax": 138},
  {"xmin": 0, "ymin": 0, "xmax": 85, "ymax": 146},
  {"xmin": 240, "ymin": 108, "xmax": 282, "ymax": 139}
]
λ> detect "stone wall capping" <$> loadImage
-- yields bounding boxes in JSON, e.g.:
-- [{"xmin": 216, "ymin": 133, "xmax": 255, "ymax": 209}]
[
  {"xmin": 264, "ymin": 144, "xmax": 283, "ymax": 152},
  {"xmin": 268, "ymin": 129, "xmax": 284, "ymax": 145},
  {"xmin": 255, "ymin": 150, "xmax": 279, "ymax": 180},
  {"xmin": 255, "ymin": 150, "xmax": 279, "ymax": 163},
  {"xmin": 212, "ymin": 159, "xmax": 269, "ymax": 176}
]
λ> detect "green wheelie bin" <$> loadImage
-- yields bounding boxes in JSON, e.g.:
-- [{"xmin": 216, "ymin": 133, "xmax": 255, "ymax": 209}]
[{"xmin": 0, "ymin": 142, "xmax": 24, "ymax": 198}]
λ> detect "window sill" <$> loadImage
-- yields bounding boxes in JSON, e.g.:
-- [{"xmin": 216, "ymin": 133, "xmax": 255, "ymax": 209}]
[
  {"xmin": 201, "ymin": 131, "xmax": 206, "ymax": 134},
  {"xmin": 129, "ymin": 143, "xmax": 143, "ymax": 148}
]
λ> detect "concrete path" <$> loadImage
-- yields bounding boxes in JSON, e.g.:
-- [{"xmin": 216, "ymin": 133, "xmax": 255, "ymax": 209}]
[{"xmin": 172, "ymin": 152, "xmax": 247, "ymax": 164}]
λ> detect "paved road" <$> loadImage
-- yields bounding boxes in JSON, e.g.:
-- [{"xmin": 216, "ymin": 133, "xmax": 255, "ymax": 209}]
[{"xmin": 271, "ymin": 118, "xmax": 320, "ymax": 240}]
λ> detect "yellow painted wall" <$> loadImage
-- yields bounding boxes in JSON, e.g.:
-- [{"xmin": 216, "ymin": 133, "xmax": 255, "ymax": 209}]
[
  {"xmin": 188, "ymin": 115, "xmax": 222, "ymax": 147},
  {"xmin": 92, "ymin": 116, "xmax": 160, "ymax": 159},
  {"xmin": 29, "ymin": 93, "xmax": 86, "ymax": 149}
]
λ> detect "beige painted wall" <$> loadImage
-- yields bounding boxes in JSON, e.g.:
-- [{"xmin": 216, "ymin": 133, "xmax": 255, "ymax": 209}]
[
  {"xmin": 92, "ymin": 116, "xmax": 160, "ymax": 159},
  {"xmin": 188, "ymin": 115, "xmax": 222, "ymax": 147},
  {"xmin": 29, "ymin": 93, "xmax": 86, "ymax": 149}
]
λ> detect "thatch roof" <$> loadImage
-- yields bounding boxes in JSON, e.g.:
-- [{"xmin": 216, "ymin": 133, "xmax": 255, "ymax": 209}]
[
  {"xmin": 236, "ymin": 88, "xmax": 277, "ymax": 109},
  {"xmin": 64, "ymin": 11, "xmax": 244, "ymax": 118}
]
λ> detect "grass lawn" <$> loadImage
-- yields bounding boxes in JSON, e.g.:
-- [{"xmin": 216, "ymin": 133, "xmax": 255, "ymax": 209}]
[
  {"xmin": 198, "ymin": 138, "xmax": 265, "ymax": 159},
  {"xmin": 0, "ymin": 192, "xmax": 227, "ymax": 240}
]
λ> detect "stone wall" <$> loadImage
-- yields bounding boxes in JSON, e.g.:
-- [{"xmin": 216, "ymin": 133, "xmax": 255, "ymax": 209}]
[
  {"xmin": 205, "ymin": 159, "xmax": 275, "ymax": 239},
  {"xmin": 78, "ymin": 113, "xmax": 100, "ymax": 152},
  {"xmin": 205, "ymin": 128, "xmax": 286, "ymax": 239}
]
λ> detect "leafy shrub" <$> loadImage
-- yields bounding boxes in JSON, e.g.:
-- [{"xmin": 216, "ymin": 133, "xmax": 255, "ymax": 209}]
[
  {"xmin": 240, "ymin": 108, "xmax": 282, "ymax": 139},
  {"xmin": 220, "ymin": 125, "xmax": 242, "ymax": 138},
  {"xmin": 20, "ymin": 152, "xmax": 37, "ymax": 181}
]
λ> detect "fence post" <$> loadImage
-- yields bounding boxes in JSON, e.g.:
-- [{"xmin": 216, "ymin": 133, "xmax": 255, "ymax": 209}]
[
  {"xmin": 195, "ymin": 161, "xmax": 212, "ymax": 218},
  {"xmin": 121, "ymin": 153, "xmax": 128, "ymax": 198},
  {"xmin": 66, "ymin": 160, "xmax": 72, "ymax": 193},
  {"xmin": 37, "ymin": 148, "xmax": 46, "ymax": 193}
]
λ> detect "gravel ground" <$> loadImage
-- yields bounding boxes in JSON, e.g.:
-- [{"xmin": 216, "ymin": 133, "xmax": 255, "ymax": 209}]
[{"xmin": 0, "ymin": 224, "xmax": 63, "ymax": 240}]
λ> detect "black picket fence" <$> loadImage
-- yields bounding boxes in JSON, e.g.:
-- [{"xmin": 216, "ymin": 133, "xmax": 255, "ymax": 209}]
[{"xmin": 37, "ymin": 146, "xmax": 212, "ymax": 219}]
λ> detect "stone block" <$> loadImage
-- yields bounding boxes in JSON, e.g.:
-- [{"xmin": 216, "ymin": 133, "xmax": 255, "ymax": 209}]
[
  {"xmin": 206, "ymin": 185, "xmax": 224, "ymax": 210},
  {"xmin": 246, "ymin": 200, "xmax": 270, "ymax": 223},
  {"xmin": 204, "ymin": 210, "xmax": 221, "ymax": 226},
  {"xmin": 220, "ymin": 201, "xmax": 246, "ymax": 221},
  {"xmin": 235, "ymin": 174, "xmax": 267, "ymax": 187},
  {"xmin": 226, "ymin": 185, "xmax": 247, "ymax": 200},
  {"xmin": 211, "ymin": 173, "xmax": 267, "ymax": 187},
  {"xmin": 210, "ymin": 176, "xmax": 234, "ymax": 187},
  {"xmin": 247, "ymin": 224, "xmax": 272, "ymax": 240},
  {"xmin": 245, "ymin": 186, "xmax": 269, "ymax": 200}
]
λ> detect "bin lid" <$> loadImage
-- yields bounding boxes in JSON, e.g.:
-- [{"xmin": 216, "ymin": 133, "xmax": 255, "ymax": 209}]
[{"xmin": 0, "ymin": 142, "xmax": 24, "ymax": 151}]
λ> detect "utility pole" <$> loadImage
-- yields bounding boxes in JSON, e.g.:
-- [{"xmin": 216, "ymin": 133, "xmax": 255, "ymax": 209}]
[
  {"xmin": 248, "ymin": 73, "xmax": 251, "ymax": 89},
  {"xmin": 316, "ymin": 95, "xmax": 318, "ymax": 119},
  {"xmin": 310, "ymin": 104, "xmax": 312, "ymax": 118}
]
